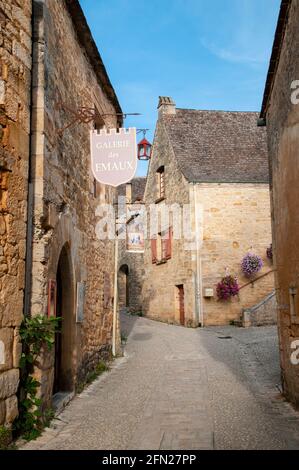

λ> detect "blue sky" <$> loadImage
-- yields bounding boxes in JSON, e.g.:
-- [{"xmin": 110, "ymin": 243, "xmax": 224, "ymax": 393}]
[{"xmin": 79, "ymin": 0, "xmax": 281, "ymax": 176}]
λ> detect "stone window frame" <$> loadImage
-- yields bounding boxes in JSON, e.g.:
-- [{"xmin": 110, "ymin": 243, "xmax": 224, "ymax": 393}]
[{"xmin": 156, "ymin": 166, "xmax": 165, "ymax": 203}]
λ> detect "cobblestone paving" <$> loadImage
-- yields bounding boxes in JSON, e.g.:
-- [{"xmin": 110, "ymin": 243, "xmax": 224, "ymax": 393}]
[{"xmin": 22, "ymin": 315, "xmax": 299, "ymax": 450}]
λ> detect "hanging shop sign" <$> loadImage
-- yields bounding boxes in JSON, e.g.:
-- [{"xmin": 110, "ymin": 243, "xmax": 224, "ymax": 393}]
[{"xmin": 90, "ymin": 128, "xmax": 137, "ymax": 187}]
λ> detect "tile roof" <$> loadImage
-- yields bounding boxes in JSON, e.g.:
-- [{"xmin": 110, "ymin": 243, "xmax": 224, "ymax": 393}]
[{"xmin": 163, "ymin": 109, "xmax": 269, "ymax": 183}]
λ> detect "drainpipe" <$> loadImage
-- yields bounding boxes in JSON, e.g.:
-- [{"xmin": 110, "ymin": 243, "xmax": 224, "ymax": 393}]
[
  {"xmin": 112, "ymin": 233, "xmax": 118, "ymax": 357},
  {"xmin": 193, "ymin": 184, "xmax": 203, "ymax": 327},
  {"xmin": 23, "ymin": 1, "xmax": 36, "ymax": 318}
]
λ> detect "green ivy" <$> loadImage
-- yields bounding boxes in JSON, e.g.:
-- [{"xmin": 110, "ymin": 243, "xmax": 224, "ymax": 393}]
[
  {"xmin": 15, "ymin": 315, "xmax": 61, "ymax": 441},
  {"xmin": 0, "ymin": 425, "xmax": 12, "ymax": 450}
]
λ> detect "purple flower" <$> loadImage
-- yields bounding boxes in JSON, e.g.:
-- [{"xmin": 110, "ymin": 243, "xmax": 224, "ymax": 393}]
[
  {"xmin": 241, "ymin": 253, "xmax": 263, "ymax": 278},
  {"xmin": 266, "ymin": 244, "xmax": 273, "ymax": 261}
]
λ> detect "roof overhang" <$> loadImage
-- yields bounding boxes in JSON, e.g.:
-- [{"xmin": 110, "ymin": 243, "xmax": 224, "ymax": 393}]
[
  {"xmin": 260, "ymin": 0, "xmax": 292, "ymax": 123},
  {"xmin": 260, "ymin": 0, "xmax": 292, "ymax": 121},
  {"xmin": 65, "ymin": 0, "xmax": 122, "ymax": 124}
]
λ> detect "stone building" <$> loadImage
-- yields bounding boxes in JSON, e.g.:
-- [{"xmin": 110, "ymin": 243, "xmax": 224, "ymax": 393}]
[
  {"xmin": 0, "ymin": 0, "xmax": 32, "ymax": 430},
  {"xmin": 142, "ymin": 97, "xmax": 275, "ymax": 327},
  {"xmin": 0, "ymin": 0, "xmax": 122, "ymax": 421},
  {"xmin": 117, "ymin": 177, "xmax": 146, "ymax": 315},
  {"xmin": 260, "ymin": 0, "xmax": 299, "ymax": 407}
]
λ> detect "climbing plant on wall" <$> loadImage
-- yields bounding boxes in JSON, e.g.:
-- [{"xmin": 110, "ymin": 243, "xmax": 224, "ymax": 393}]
[{"xmin": 15, "ymin": 315, "xmax": 61, "ymax": 441}]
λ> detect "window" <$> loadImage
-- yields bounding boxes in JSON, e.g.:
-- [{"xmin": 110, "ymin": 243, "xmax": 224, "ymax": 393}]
[
  {"xmin": 156, "ymin": 166, "xmax": 165, "ymax": 201},
  {"xmin": 151, "ymin": 228, "xmax": 172, "ymax": 264},
  {"xmin": 156, "ymin": 233, "xmax": 166, "ymax": 261}
]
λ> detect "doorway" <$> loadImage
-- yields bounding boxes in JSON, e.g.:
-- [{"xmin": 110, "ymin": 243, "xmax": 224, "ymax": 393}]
[
  {"xmin": 53, "ymin": 244, "xmax": 75, "ymax": 395},
  {"xmin": 176, "ymin": 285, "xmax": 185, "ymax": 326}
]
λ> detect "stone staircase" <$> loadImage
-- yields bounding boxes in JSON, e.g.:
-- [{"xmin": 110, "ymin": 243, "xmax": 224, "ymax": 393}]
[{"xmin": 234, "ymin": 291, "xmax": 277, "ymax": 327}]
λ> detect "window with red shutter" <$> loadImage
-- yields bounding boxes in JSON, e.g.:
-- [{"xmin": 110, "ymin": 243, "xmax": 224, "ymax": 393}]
[
  {"xmin": 151, "ymin": 239, "xmax": 157, "ymax": 264},
  {"xmin": 162, "ymin": 237, "xmax": 167, "ymax": 260}
]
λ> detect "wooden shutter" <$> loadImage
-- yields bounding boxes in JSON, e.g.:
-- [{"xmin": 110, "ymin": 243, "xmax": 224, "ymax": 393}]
[
  {"xmin": 151, "ymin": 239, "xmax": 157, "ymax": 264},
  {"xmin": 166, "ymin": 227, "xmax": 172, "ymax": 260},
  {"xmin": 160, "ymin": 170, "xmax": 165, "ymax": 198}
]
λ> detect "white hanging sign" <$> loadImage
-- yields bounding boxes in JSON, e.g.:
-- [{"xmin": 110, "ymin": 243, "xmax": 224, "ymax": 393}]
[{"xmin": 90, "ymin": 128, "xmax": 137, "ymax": 187}]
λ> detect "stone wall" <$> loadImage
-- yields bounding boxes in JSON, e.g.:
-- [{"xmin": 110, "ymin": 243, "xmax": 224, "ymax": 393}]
[
  {"xmin": 118, "ymin": 250, "xmax": 144, "ymax": 314},
  {"xmin": 265, "ymin": 0, "xmax": 299, "ymax": 407},
  {"xmin": 28, "ymin": 0, "xmax": 120, "ymax": 405},
  {"xmin": 194, "ymin": 183, "xmax": 274, "ymax": 326},
  {"xmin": 142, "ymin": 107, "xmax": 274, "ymax": 328},
  {"xmin": 117, "ymin": 178, "xmax": 146, "ymax": 314},
  {"xmin": 0, "ymin": 0, "xmax": 31, "ymax": 427}
]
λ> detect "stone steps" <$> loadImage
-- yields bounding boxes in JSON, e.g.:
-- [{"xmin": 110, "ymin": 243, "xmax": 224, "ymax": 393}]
[{"xmin": 233, "ymin": 291, "xmax": 277, "ymax": 327}]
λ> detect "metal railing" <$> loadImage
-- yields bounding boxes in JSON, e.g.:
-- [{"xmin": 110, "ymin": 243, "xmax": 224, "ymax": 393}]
[{"xmin": 239, "ymin": 268, "xmax": 276, "ymax": 291}]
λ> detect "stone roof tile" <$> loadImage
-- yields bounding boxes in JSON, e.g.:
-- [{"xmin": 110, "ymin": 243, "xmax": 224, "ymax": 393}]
[
  {"xmin": 117, "ymin": 177, "xmax": 147, "ymax": 201},
  {"xmin": 163, "ymin": 109, "xmax": 269, "ymax": 183}
]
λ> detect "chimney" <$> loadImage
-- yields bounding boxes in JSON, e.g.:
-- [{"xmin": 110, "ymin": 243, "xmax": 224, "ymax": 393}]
[{"xmin": 158, "ymin": 96, "xmax": 176, "ymax": 117}]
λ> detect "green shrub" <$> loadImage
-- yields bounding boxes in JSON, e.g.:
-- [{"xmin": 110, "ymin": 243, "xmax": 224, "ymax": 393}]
[
  {"xmin": 15, "ymin": 315, "xmax": 61, "ymax": 441},
  {"xmin": 0, "ymin": 426, "xmax": 12, "ymax": 450}
]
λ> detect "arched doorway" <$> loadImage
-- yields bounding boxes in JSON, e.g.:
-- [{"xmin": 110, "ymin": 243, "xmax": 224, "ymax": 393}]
[
  {"xmin": 53, "ymin": 244, "xmax": 75, "ymax": 395},
  {"xmin": 119, "ymin": 264, "xmax": 129, "ymax": 309}
]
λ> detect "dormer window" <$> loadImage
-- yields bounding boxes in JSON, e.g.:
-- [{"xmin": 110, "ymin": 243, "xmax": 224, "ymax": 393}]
[{"xmin": 156, "ymin": 166, "xmax": 165, "ymax": 202}]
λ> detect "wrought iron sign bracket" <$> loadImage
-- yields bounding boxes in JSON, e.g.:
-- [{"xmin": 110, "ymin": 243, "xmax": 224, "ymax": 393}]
[{"xmin": 55, "ymin": 101, "xmax": 141, "ymax": 136}]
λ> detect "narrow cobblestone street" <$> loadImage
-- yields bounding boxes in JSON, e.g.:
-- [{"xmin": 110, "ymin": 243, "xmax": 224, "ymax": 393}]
[{"xmin": 22, "ymin": 314, "xmax": 299, "ymax": 450}]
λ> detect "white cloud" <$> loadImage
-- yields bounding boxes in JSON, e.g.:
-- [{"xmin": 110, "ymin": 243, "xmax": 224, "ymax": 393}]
[{"xmin": 201, "ymin": 38, "xmax": 267, "ymax": 66}]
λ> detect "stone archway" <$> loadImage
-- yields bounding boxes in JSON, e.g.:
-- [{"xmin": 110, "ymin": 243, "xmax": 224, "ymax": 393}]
[
  {"xmin": 53, "ymin": 243, "xmax": 75, "ymax": 395},
  {"xmin": 119, "ymin": 264, "xmax": 129, "ymax": 309}
]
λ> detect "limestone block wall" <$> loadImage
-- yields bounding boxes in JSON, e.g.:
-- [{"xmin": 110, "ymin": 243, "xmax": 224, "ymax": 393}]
[
  {"xmin": 194, "ymin": 183, "xmax": 274, "ymax": 326},
  {"xmin": 265, "ymin": 0, "xmax": 299, "ymax": 407},
  {"xmin": 118, "ymin": 247, "xmax": 144, "ymax": 314},
  {"xmin": 117, "ymin": 178, "xmax": 146, "ymax": 315},
  {"xmin": 0, "ymin": 0, "xmax": 31, "ymax": 426},
  {"xmin": 142, "ymin": 118, "xmax": 197, "ymax": 326}
]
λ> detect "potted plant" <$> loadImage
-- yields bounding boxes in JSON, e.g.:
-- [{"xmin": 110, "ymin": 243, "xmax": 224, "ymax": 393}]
[
  {"xmin": 241, "ymin": 252, "xmax": 263, "ymax": 278},
  {"xmin": 216, "ymin": 274, "xmax": 240, "ymax": 301},
  {"xmin": 266, "ymin": 244, "xmax": 273, "ymax": 262}
]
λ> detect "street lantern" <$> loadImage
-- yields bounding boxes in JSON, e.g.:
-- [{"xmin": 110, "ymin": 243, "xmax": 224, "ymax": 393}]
[{"xmin": 137, "ymin": 137, "xmax": 152, "ymax": 161}]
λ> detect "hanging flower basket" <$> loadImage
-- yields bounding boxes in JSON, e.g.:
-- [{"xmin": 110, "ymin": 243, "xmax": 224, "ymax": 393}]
[
  {"xmin": 266, "ymin": 244, "xmax": 273, "ymax": 262},
  {"xmin": 241, "ymin": 252, "xmax": 263, "ymax": 278},
  {"xmin": 216, "ymin": 275, "xmax": 240, "ymax": 301}
]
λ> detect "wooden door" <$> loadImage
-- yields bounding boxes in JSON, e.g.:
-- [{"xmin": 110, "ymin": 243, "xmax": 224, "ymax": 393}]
[{"xmin": 178, "ymin": 285, "xmax": 185, "ymax": 326}]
